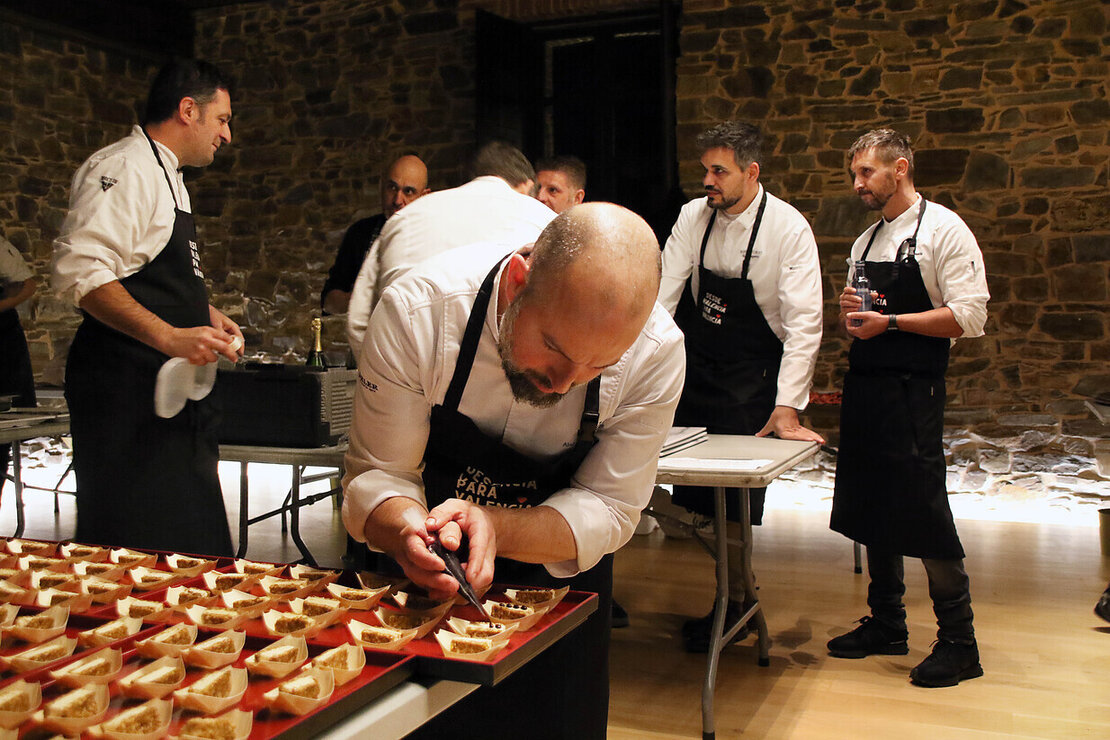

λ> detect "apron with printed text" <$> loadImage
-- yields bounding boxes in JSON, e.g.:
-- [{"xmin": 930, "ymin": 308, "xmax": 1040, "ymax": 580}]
[
  {"xmin": 672, "ymin": 194, "xmax": 782, "ymax": 524},
  {"xmin": 830, "ymin": 200, "xmax": 964, "ymax": 559},
  {"xmin": 64, "ymin": 131, "xmax": 232, "ymax": 556},
  {"xmin": 411, "ymin": 256, "xmax": 610, "ymax": 740}
]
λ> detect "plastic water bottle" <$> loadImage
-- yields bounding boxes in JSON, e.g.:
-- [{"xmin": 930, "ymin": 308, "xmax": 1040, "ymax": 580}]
[{"xmin": 850, "ymin": 261, "xmax": 871, "ymax": 327}]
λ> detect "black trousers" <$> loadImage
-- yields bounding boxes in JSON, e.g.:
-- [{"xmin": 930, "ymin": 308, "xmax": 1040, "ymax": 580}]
[
  {"xmin": 866, "ymin": 546, "xmax": 975, "ymax": 644},
  {"xmin": 1, "ymin": 311, "xmax": 36, "ymax": 500}
]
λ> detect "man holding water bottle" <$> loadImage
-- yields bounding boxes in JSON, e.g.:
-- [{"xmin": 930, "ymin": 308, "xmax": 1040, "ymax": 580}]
[{"xmin": 829, "ymin": 129, "xmax": 990, "ymax": 687}]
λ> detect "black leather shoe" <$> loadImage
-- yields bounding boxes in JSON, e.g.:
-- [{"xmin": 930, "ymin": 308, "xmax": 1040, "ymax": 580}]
[
  {"xmin": 1096, "ymin": 586, "xmax": 1110, "ymax": 624},
  {"xmin": 611, "ymin": 600, "xmax": 630, "ymax": 629},
  {"xmin": 827, "ymin": 616, "xmax": 909, "ymax": 659},
  {"xmin": 682, "ymin": 600, "xmax": 750, "ymax": 653},
  {"xmin": 910, "ymin": 639, "xmax": 983, "ymax": 687}
]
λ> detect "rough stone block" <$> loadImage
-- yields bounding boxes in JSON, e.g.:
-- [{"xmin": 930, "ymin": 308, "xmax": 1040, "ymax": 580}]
[
  {"xmin": 1073, "ymin": 234, "xmax": 1110, "ymax": 263},
  {"xmin": 979, "ymin": 449, "xmax": 1011, "ymax": 474},
  {"xmin": 1053, "ymin": 264, "xmax": 1107, "ymax": 302},
  {"xmin": 1011, "ymin": 276, "xmax": 1048, "ymax": 302},
  {"xmin": 926, "ymin": 107, "xmax": 984, "ymax": 133},
  {"xmin": 915, "ymin": 148, "xmax": 969, "ymax": 187},
  {"xmin": 1020, "ymin": 166, "xmax": 1097, "ymax": 189},
  {"xmin": 939, "ymin": 67, "xmax": 982, "ymax": 90},
  {"xmin": 1037, "ymin": 312, "xmax": 1104, "ymax": 341},
  {"xmin": 964, "ymin": 151, "xmax": 1010, "ymax": 191}
]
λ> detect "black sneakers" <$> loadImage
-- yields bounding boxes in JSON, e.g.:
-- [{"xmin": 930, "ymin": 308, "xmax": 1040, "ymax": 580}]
[
  {"xmin": 910, "ymin": 639, "xmax": 984, "ymax": 687},
  {"xmin": 681, "ymin": 599, "xmax": 751, "ymax": 653},
  {"xmin": 826, "ymin": 616, "xmax": 909, "ymax": 659},
  {"xmin": 1096, "ymin": 585, "xmax": 1110, "ymax": 624}
]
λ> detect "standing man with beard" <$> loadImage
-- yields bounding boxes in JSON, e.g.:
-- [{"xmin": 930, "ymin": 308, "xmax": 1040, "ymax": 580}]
[
  {"xmin": 828, "ymin": 129, "xmax": 989, "ymax": 687},
  {"xmin": 51, "ymin": 60, "xmax": 242, "ymax": 555},
  {"xmin": 342, "ymin": 203, "xmax": 684, "ymax": 738},
  {"xmin": 658, "ymin": 121, "xmax": 824, "ymax": 652}
]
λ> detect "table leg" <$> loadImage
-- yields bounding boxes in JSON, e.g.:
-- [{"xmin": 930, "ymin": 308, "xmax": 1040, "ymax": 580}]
[
  {"xmin": 701, "ymin": 484, "xmax": 729, "ymax": 740},
  {"xmin": 739, "ymin": 486, "xmax": 770, "ymax": 666},
  {"xmin": 289, "ymin": 464, "xmax": 316, "ymax": 567},
  {"xmin": 12, "ymin": 440, "xmax": 25, "ymax": 538},
  {"xmin": 236, "ymin": 462, "xmax": 249, "ymax": 558}
]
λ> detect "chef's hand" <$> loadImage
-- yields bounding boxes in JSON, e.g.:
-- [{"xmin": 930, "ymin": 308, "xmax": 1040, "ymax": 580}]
[
  {"xmin": 756, "ymin": 405, "xmax": 825, "ymax": 443},
  {"xmin": 839, "ymin": 286, "xmax": 885, "ymax": 339},
  {"xmin": 209, "ymin": 306, "xmax": 245, "ymax": 361},
  {"xmin": 383, "ymin": 504, "xmax": 469, "ymax": 600},
  {"xmin": 160, "ymin": 326, "xmax": 241, "ymax": 365},
  {"xmin": 425, "ymin": 499, "xmax": 497, "ymax": 599}
]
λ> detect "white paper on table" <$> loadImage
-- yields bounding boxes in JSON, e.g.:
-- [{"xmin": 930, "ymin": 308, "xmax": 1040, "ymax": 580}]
[{"xmin": 657, "ymin": 458, "xmax": 774, "ymax": 471}]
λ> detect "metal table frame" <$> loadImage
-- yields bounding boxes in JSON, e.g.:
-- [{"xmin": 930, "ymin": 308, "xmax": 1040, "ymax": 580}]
[
  {"xmin": 650, "ymin": 434, "xmax": 818, "ymax": 740},
  {"xmin": 0, "ymin": 410, "xmax": 72, "ymax": 538},
  {"xmin": 218, "ymin": 443, "xmax": 347, "ymax": 566}
]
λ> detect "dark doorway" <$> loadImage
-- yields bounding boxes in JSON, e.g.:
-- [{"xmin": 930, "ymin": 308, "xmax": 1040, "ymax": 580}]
[{"xmin": 476, "ymin": 7, "xmax": 683, "ymax": 243}]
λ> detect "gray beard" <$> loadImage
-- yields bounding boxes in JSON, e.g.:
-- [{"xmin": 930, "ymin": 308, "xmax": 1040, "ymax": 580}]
[{"xmin": 497, "ymin": 301, "xmax": 568, "ymax": 409}]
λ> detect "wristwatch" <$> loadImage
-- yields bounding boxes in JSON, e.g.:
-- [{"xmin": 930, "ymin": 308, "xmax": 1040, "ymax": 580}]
[{"xmin": 887, "ymin": 314, "xmax": 899, "ymax": 331}]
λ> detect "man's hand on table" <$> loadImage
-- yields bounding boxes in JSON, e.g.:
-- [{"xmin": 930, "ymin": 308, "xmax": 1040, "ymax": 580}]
[{"xmin": 756, "ymin": 405, "xmax": 826, "ymax": 444}]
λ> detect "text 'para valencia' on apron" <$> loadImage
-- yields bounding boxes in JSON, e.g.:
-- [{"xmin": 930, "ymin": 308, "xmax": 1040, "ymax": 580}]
[
  {"xmin": 64, "ymin": 130, "xmax": 232, "ymax": 557},
  {"xmin": 410, "ymin": 254, "xmax": 611, "ymax": 740},
  {"xmin": 672, "ymin": 192, "xmax": 780, "ymax": 524},
  {"xmin": 830, "ymin": 198, "xmax": 964, "ymax": 560}
]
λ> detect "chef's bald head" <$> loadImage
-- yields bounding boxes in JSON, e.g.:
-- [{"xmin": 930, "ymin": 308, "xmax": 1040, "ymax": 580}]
[
  {"xmin": 497, "ymin": 203, "xmax": 661, "ymax": 407},
  {"xmin": 522, "ymin": 202, "xmax": 660, "ymax": 326}
]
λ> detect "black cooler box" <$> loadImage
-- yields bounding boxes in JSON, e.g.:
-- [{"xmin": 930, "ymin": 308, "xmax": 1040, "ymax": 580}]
[{"xmin": 215, "ymin": 363, "xmax": 357, "ymax": 447}]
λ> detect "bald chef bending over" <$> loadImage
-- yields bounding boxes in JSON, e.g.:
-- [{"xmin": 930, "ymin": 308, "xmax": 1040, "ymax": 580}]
[{"xmin": 342, "ymin": 203, "xmax": 684, "ymax": 739}]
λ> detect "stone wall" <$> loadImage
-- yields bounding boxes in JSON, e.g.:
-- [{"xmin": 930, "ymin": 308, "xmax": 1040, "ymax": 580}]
[
  {"xmin": 0, "ymin": 21, "xmax": 160, "ymax": 383},
  {"xmin": 675, "ymin": 0, "xmax": 1110, "ymax": 478},
  {"xmin": 1, "ymin": 0, "xmax": 1109, "ymax": 483}
]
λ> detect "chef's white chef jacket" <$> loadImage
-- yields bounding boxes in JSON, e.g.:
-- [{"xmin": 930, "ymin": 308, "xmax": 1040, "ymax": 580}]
[
  {"xmin": 343, "ymin": 242, "xmax": 685, "ymax": 577},
  {"xmin": 52, "ymin": 126, "xmax": 191, "ymax": 306},
  {"xmin": 659, "ymin": 187, "xmax": 824, "ymax": 411},
  {"xmin": 847, "ymin": 195, "xmax": 989, "ymax": 339},
  {"xmin": 346, "ymin": 176, "xmax": 555, "ymax": 349}
]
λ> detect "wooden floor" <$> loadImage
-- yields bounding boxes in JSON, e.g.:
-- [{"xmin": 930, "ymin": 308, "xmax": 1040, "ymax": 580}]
[
  {"xmin": 4, "ymin": 461, "xmax": 1110, "ymax": 738},
  {"xmin": 609, "ymin": 507, "xmax": 1110, "ymax": 740}
]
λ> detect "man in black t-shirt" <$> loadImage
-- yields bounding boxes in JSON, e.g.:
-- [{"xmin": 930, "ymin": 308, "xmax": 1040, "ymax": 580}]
[{"xmin": 320, "ymin": 154, "xmax": 429, "ymax": 315}]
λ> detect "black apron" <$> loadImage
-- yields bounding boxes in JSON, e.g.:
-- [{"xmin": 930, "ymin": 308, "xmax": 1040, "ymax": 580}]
[
  {"xmin": 1, "ymin": 306, "xmax": 37, "ymax": 495},
  {"xmin": 671, "ymin": 193, "xmax": 781, "ymax": 524},
  {"xmin": 408, "ymin": 257, "xmax": 610, "ymax": 740},
  {"xmin": 830, "ymin": 199, "xmax": 964, "ymax": 560},
  {"xmin": 64, "ymin": 131, "xmax": 233, "ymax": 557}
]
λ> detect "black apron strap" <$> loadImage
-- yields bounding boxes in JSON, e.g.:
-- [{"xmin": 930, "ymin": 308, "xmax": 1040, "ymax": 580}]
[
  {"xmin": 442, "ymin": 257, "xmax": 506, "ymax": 412},
  {"xmin": 142, "ymin": 130, "xmax": 181, "ymax": 210},
  {"xmin": 739, "ymin": 190, "xmax": 769, "ymax": 280},
  {"xmin": 860, "ymin": 196, "xmax": 926, "ymax": 261}
]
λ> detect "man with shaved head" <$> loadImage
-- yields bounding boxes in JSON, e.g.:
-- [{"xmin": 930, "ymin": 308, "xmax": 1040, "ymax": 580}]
[
  {"xmin": 320, "ymin": 153, "xmax": 429, "ymax": 315},
  {"xmin": 342, "ymin": 203, "xmax": 684, "ymax": 738}
]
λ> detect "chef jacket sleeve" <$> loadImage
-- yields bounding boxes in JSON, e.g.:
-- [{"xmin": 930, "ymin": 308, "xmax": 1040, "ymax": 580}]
[
  {"xmin": 51, "ymin": 154, "xmax": 160, "ymax": 305},
  {"xmin": 773, "ymin": 222, "xmax": 823, "ymax": 411},
  {"xmin": 344, "ymin": 237, "xmax": 380, "ymax": 350},
  {"xmin": 933, "ymin": 218, "xmax": 990, "ymax": 339},
  {"xmin": 538, "ymin": 308, "xmax": 686, "ymax": 577},
  {"xmin": 341, "ymin": 286, "xmax": 434, "ymax": 544},
  {"xmin": 658, "ymin": 203, "xmax": 699, "ymax": 314}
]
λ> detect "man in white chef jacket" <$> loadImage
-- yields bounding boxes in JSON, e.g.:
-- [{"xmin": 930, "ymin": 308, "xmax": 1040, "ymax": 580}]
[
  {"xmin": 52, "ymin": 59, "xmax": 243, "ymax": 555},
  {"xmin": 658, "ymin": 120, "xmax": 825, "ymax": 652}
]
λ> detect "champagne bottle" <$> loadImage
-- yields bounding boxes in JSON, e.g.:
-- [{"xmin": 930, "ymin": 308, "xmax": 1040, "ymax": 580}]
[
  {"xmin": 850, "ymin": 260, "xmax": 871, "ymax": 328},
  {"xmin": 306, "ymin": 317, "xmax": 327, "ymax": 369}
]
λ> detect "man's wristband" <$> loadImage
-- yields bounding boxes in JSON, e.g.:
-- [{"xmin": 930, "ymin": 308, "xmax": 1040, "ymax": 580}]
[{"xmin": 887, "ymin": 314, "xmax": 899, "ymax": 331}]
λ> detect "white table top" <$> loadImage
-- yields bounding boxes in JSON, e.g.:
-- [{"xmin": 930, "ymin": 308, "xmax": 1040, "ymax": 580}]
[{"xmin": 655, "ymin": 434, "xmax": 818, "ymax": 488}]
